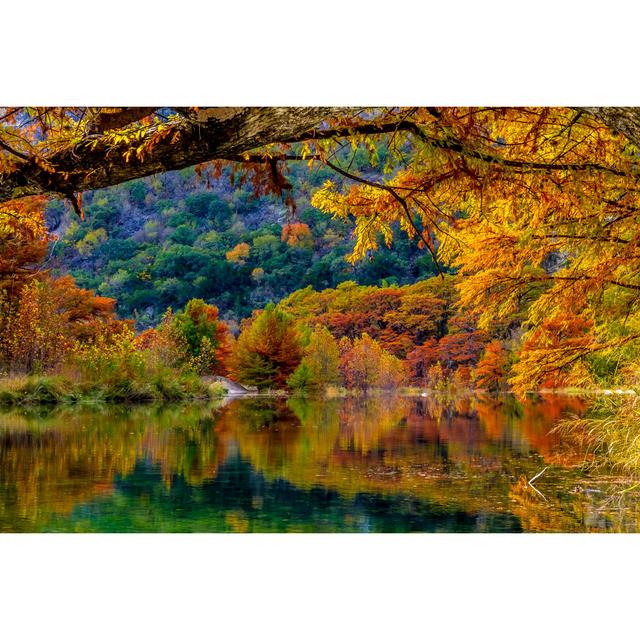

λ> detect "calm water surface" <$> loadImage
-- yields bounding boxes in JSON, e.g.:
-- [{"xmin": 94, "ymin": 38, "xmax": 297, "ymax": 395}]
[{"xmin": 0, "ymin": 394, "xmax": 638, "ymax": 532}]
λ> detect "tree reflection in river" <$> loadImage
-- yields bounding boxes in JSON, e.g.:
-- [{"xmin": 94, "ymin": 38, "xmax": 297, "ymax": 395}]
[{"xmin": 0, "ymin": 393, "xmax": 638, "ymax": 532}]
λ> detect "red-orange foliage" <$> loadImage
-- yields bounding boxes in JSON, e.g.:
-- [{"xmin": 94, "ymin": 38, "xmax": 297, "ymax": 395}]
[
  {"xmin": 279, "ymin": 278, "xmax": 457, "ymax": 358},
  {"xmin": 48, "ymin": 275, "xmax": 121, "ymax": 341},
  {"xmin": 474, "ymin": 341, "xmax": 509, "ymax": 392},
  {"xmin": 0, "ymin": 197, "xmax": 49, "ymax": 296},
  {"xmin": 281, "ymin": 222, "xmax": 312, "ymax": 249},
  {"xmin": 510, "ymin": 314, "xmax": 595, "ymax": 392},
  {"xmin": 0, "ymin": 194, "xmax": 127, "ymax": 374},
  {"xmin": 407, "ymin": 319, "xmax": 489, "ymax": 385},
  {"xmin": 0, "ymin": 274, "xmax": 122, "ymax": 373}
]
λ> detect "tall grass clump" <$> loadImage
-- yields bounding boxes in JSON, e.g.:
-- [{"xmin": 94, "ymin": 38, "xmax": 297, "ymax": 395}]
[
  {"xmin": 554, "ymin": 393, "xmax": 640, "ymax": 472},
  {"xmin": 0, "ymin": 325, "xmax": 214, "ymax": 406},
  {"xmin": 67, "ymin": 328, "xmax": 212, "ymax": 402},
  {"xmin": 0, "ymin": 374, "xmax": 70, "ymax": 405}
]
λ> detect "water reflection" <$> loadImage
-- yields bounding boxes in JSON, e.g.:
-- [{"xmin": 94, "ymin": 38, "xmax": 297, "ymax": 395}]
[{"xmin": 0, "ymin": 394, "xmax": 637, "ymax": 532}]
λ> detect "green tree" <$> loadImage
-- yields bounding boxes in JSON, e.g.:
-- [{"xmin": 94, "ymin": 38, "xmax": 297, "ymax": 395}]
[
  {"xmin": 170, "ymin": 299, "xmax": 232, "ymax": 375},
  {"xmin": 288, "ymin": 326, "xmax": 340, "ymax": 392}
]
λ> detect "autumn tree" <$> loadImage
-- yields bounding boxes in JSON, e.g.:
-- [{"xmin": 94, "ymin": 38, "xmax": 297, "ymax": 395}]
[
  {"xmin": 474, "ymin": 341, "xmax": 509, "ymax": 392},
  {"xmin": 287, "ymin": 326, "xmax": 340, "ymax": 392},
  {"xmin": 47, "ymin": 275, "xmax": 121, "ymax": 341},
  {"xmin": 230, "ymin": 303, "xmax": 302, "ymax": 389},
  {"xmin": 0, "ymin": 197, "xmax": 49, "ymax": 300},
  {"xmin": 340, "ymin": 333, "xmax": 406, "ymax": 392},
  {"xmin": 281, "ymin": 222, "xmax": 313, "ymax": 249},
  {"xmin": 303, "ymin": 108, "xmax": 640, "ymax": 392},
  {"xmin": 226, "ymin": 242, "xmax": 250, "ymax": 264},
  {"xmin": 168, "ymin": 299, "xmax": 232, "ymax": 375},
  {"xmin": 0, "ymin": 273, "xmax": 121, "ymax": 374},
  {"xmin": 509, "ymin": 315, "xmax": 596, "ymax": 393},
  {"xmin": 0, "ymin": 279, "xmax": 69, "ymax": 373}
]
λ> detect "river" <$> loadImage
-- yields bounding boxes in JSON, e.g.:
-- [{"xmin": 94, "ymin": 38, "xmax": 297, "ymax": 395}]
[{"xmin": 0, "ymin": 393, "xmax": 638, "ymax": 532}]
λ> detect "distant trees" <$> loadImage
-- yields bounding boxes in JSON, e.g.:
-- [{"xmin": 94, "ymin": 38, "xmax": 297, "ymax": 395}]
[
  {"xmin": 406, "ymin": 318, "xmax": 489, "ymax": 387},
  {"xmin": 278, "ymin": 277, "xmax": 456, "ymax": 357},
  {"xmin": 284, "ymin": 326, "xmax": 407, "ymax": 393},
  {"xmin": 339, "ymin": 334, "xmax": 406, "ymax": 391},
  {"xmin": 474, "ymin": 341, "xmax": 509, "ymax": 392},
  {"xmin": 225, "ymin": 280, "xmax": 513, "ymax": 393},
  {"xmin": 45, "ymin": 163, "xmax": 441, "ymax": 327}
]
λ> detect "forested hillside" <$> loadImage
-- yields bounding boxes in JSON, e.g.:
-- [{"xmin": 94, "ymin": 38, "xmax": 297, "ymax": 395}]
[{"xmin": 47, "ymin": 156, "xmax": 439, "ymax": 328}]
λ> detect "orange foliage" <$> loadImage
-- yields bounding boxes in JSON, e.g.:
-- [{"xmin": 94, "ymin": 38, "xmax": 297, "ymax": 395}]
[
  {"xmin": 407, "ymin": 324, "xmax": 489, "ymax": 386},
  {"xmin": 510, "ymin": 314, "xmax": 596, "ymax": 392},
  {"xmin": 0, "ymin": 197, "xmax": 49, "ymax": 295},
  {"xmin": 281, "ymin": 222, "xmax": 312, "ymax": 249},
  {"xmin": 474, "ymin": 341, "xmax": 509, "ymax": 391},
  {"xmin": 231, "ymin": 305, "xmax": 302, "ymax": 389},
  {"xmin": 226, "ymin": 242, "xmax": 250, "ymax": 264},
  {"xmin": 0, "ymin": 274, "xmax": 121, "ymax": 373},
  {"xmin": 339, "ymin": 333, "xmax": 406, "ymax": 391}
]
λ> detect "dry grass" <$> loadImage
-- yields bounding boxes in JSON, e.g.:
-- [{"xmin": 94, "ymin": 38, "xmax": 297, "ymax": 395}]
[
  {"xmin": 554, "ymin": 394, "xmax": 640, "ymax": 473},
  {"xmin": 0, "ymin": 371, "xmax": 215, "ymax": 406}
]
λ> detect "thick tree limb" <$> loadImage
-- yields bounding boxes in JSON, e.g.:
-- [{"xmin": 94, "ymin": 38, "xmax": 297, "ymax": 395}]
[
  {"xmin": 0, "ymin": 107, "xmax": 352, "ymax": 203},
  {"xmin": 88, "ymin": 107, "xmax": 158, "ymax": 133},
  {"xmin": 581, "ymin": 107, "xmax": 640, "ymax": 149},
  {"xmin": 3, "ymin": 106, "xmax": 640, "ymax": 206}
]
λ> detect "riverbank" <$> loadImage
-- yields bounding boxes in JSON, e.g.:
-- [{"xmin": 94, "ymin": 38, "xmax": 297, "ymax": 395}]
[
  {"xmin": 2, "ymin": 373, "xmax": 636, "ymax": 408},
  {"xmin": 0, "ymin": 373, "xmax": 227, "ymax": 406}
]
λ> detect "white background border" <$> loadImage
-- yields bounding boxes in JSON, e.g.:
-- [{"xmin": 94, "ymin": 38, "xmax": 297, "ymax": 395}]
[{"xmin": 2, "ymin": 1, "xmax": 639, "ymax": 637}]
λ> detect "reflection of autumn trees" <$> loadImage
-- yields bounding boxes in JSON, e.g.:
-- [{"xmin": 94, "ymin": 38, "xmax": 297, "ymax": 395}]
[
  {"xmin": 0, "ymin": 405, "xmax": 227, "ymax": 530},
  {"xmin": 506, "ymin": 473, "xmax": 640, "ymax": 533},
  {"xmin": 215, "ymin": 395, "xmax": 592, "ymax": 517},
  {"xmin": 0, "ymin": 394, "xmax": 628, "ymax": 532},
  {"xmin": 0, "ymin": 412, "xmax": 139, "ymax": 527},
  {"xmin": 474, "ymin": 395, "xmax": 586, "ymax": 460}
]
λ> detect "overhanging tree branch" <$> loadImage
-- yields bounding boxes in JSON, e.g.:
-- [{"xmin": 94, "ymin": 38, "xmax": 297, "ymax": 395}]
[
  {"xmin": 1, "ymin": 106, "xmax": 640, "ymax": 207},
  {"xmin": 0, "ymin": 107, "xmax": 352, "ymax": 203}
]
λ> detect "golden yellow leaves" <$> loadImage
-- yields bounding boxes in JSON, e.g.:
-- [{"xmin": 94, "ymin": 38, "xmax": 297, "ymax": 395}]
[
  {"xmin": 311, "ymin": 178, "xmax": 415, "ymax": 263},
  {"xmin": 226, "ymin": 242, "xmax": 250, "ymax": 264},
  {"xmin": 307, "ymin": 108, "xmax": 640, "ymax": 392},
  {"xmin": 0, "ymin": 197, "xmax": 48, "ymax": 240}
]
